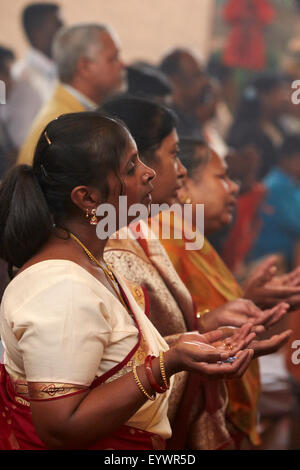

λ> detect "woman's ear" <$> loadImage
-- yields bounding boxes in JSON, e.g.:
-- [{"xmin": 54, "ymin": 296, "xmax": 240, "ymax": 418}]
[
  {"xmin": 76, "ymin": 56, "xmax": 94, "ymax": 80},
  {"xmin": 70, "ymin": 186, "xmax": 102, "ymax": 213}
]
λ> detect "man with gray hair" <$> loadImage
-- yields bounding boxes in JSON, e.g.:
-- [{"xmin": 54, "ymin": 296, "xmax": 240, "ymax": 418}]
[{"xmin": 18, "ymin": 23, "xmax": 125, "ymax": 165}]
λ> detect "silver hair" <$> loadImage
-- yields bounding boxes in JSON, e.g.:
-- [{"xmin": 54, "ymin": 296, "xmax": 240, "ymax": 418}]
[{"xmin": 52, "ymin": 23, "xmax": 112, "ymax": 83}]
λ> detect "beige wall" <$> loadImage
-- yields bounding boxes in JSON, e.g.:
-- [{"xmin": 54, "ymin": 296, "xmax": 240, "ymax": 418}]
[{"xmin": 0, "ymin": 0, "xmax": 215, "ymax": 64}]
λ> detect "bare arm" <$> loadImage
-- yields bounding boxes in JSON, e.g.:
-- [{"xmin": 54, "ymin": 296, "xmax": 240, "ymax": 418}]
[
  {"xmin": 30, "ymin": 359, "xmax": 162, "ymax": 450},
  {"xmin": 30, "ymin": 331, "xmax": 253, "ymax": 450}
]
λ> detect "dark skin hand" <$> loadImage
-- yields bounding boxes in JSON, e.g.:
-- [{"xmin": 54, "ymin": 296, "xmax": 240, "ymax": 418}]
[
  {"xmin": 198, "ymin": 298, "xmax": 290, "ymax": 334},
  {"xmin": 183, "ymin": 323, "xmax": 256, "ymax": 362},
  {"xmin": 274, "ymin": 266, "xmax": 300, "ymax": 287},
  {"xmin": 218, "ymin": 325, "xmax": 292, "ymax": 359},
  {"xmin": 199, "ymin": 298, "xmax": 292, "ymax": 359},
  {"xmin": 243, "ymin": 256, "xmax": 300, "ymax": 309},
  {"xmin": 24, "ymin": 236, "xmax": 287, "ymax": 450},
  {"xmin": 20, "ymin": 227, "xmax": 254, "ymax": 450},
  {"xmin": 30, "ymin": 328, "xmax": 254, "ymax": 450},
  {"xmin": 249, "ymin": 329, "xmax": 292, "ymax": 359},
  {"xmin": 14, "ymin": 142, "xmax": 255, "ymax": 450}
]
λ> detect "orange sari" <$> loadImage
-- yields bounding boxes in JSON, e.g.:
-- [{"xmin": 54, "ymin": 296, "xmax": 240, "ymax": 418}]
[{"xmin": 152, "ymin": 211, "xmax": 261, "ymax": 449}]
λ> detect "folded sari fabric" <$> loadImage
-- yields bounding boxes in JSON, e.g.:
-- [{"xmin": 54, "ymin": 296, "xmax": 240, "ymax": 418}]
[{"xmin": 154, "ymin": 211, "xmax": 261, "ymax": 448}]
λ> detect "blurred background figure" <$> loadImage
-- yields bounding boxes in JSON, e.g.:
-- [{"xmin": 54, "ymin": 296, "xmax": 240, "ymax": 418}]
[
  {"xmin": 126, "ymin": 62, "xmax": 172, "ymax": 104},
  {"xmin": 220, "ymin": 73, "xmax": 291, "ymax": 267},
  {"xmin": 221, "ymin": 134, "xmax": 265, "ymax": 278},
  {"xmin": 159, "ymin": 47, "xmax": 229, "ymax": 159},
  {"xmin": 0, "ymin": 45, "xmax": 16, "ymax": 180},
  {"xmin": 222, "ymin": 0, "xmax": 275, "ymax": 71},
  {"xmin": 159, "ymin": 48, "xmax": 208, "ymax": 139},
  {"xmin": 5, "ymin": 3, "xmax": 63, "ymax": 150},
  {"xmin": 18, "ymin": 23, "xmax": 125, "ymax": 165},
  {"xmin": 206, "ymin": 52, "xmax": 235, "ymax": 138},
  {"xmin": 227, "ymin": 73, "xmax": 289, "ymax": 180},
  {"xmin": 248, "ymin": 134, "xmax": 300, "ymax": 272}
]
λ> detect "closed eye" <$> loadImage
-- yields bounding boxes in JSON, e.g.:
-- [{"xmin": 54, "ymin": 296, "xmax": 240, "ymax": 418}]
[
  {"xmin": 127, "ymin": 161, "xmax": 137, "ymax": 175},
  {"xmin": 126, "ymin": 153, "xmax": 140, "ymax": 175},
  {"xmin": 172, "ymin": 148, "xmax": 180, "ymax": 159}
]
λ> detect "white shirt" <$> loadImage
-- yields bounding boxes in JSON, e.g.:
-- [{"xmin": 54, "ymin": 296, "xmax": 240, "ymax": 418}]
[
  {"xmin": 63, "ymin": 84, "xmax": 97, "ymax": 111},
  {"xmin": 5, "ymin": 48, "xmax": 57, "ymax": 148}
]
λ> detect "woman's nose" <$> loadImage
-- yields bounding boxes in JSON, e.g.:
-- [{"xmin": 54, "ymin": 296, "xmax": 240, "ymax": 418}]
[
  {"xmin": 177, "ymin": 158, "xmax": 187, "ymax": 178},
  {"xmin": 230, "ymin": 178, "xmax": 240, "ymax": 195},
  {"xmin": 142, "ymin": 163, "xmax": 156, "ymax": 182}
]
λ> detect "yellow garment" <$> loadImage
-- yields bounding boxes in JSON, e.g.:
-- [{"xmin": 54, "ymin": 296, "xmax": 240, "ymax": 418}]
[
  {"xmin": 153, "ymin": 211, "xmax": 261, "ymax": 448},
  {"xmin": 18, "ymin": 84, "xmax": 85, "ymax": 165}
]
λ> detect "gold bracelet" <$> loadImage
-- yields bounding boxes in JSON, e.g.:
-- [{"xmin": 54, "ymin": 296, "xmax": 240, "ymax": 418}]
[
  {"xmin": 159, "ymin": 351, "xmax": 170, "ymax": 390},
  {"xmin": 133, "ymin": 364, "xmax": 156, "ymax": 401}
]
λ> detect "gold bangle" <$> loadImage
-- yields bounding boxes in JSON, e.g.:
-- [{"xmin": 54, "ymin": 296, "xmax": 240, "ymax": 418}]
[
  {"xmin": 159, "ymin": 351, "xmax": 170, "ymax": 390},
  {"xmin": 133, "ymin": 365, "xmax": 156, "ymax": 401}
]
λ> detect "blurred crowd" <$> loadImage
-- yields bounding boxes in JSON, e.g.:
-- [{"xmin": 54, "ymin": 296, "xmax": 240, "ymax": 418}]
[{"xmin": 1, "ymin": 1, "xmax": 300, "ymax": 450}]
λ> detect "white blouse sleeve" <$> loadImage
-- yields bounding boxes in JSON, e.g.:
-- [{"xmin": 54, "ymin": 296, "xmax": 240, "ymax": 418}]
[{"xmin": 14, "ymin": 275, "xmax": 113, "ymax": 386}]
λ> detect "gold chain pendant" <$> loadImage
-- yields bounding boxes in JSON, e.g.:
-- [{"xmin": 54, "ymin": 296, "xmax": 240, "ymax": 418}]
[{"xmin": 68, "ymin": 232, "xmax": 131, "ymax": 314}]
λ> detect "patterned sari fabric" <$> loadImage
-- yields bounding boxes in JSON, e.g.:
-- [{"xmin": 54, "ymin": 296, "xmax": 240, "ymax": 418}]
[
  {"xmin": 153, "ymin": 211, "xmax": 261, "ymax": 449},
  {"xmin": 106, "ymin": 223, "xmax": 237, "ymax": 450},
  {"xmin": 0, "ymin": 364, "xmax": 165, "ymax": 451}
]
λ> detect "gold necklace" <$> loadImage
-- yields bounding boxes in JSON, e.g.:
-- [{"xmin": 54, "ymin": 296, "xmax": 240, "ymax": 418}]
[{"xmin": 69, "ymin": 232, "xmax": 129, "ymax": 312}]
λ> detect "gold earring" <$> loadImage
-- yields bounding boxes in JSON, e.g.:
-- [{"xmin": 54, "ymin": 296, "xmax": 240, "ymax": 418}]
[
  {"xmin": 90, "ymin": 208, "xmax": 98, "ymax": 225},
  {"xmin": 184, "ymin": 196, "xmax": 192, "ymax": 204},
  {"xmin": 179, "ymin": 193, "xmax": 192, "ymax": 204}
]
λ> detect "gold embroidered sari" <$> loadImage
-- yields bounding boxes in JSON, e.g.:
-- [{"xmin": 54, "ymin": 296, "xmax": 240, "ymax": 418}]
[
  {"xmin": 105, "ymin": 222, "xmax": 236, "ymax": 450},
  {"xmin": 153, "ymin": 211, "xmax": 261, "ymax": 449}
]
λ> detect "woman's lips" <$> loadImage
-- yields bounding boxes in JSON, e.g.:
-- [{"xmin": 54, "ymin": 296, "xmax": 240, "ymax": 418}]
[
  {"xmin": 143, "ymin": 184, "xmax": 153, "ymax": 204},
  {"xmin": 226, "ymin": 201, "xmax": 236, "ymax": 213},
  {"xmin": 142, "ymin": 190, "xmax": 152, "ymax": 205},
  {"xmin": 173, "ymin": 184, "xmax": 183, "ymax": 197}
]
